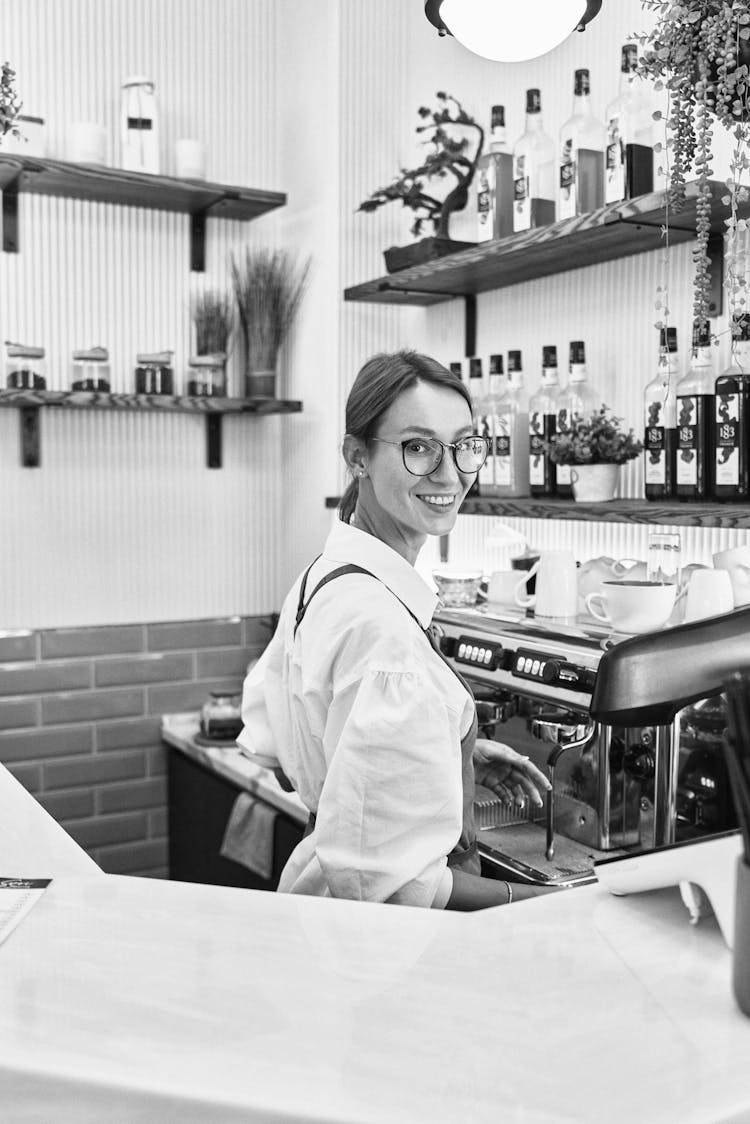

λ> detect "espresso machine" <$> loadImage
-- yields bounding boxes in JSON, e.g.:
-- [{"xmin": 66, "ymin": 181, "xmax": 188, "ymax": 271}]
[{"xmin": 431, "ymin": 603, "xmax": 749, "ymax": 886}]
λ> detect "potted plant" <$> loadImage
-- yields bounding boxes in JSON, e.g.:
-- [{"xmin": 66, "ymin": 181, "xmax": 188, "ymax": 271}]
[
  {"xmin": 230, "ymin": 247, "xmax": 311, "ymax": 399},
  {"xmin": 188, "ymin": 289, "xmax": 234, "ymax": 396},
  {"xmin": 0, "ymin": 61, "xmax": 21, "ymax": 145},
  {"xmin": 635, "ymin": 1, "xmax": 750, "ymax": 333},
  {"xmin": 357, "ymin": 91, "xmax": 484, "ymax": 273},
  {"xmin": 545, "ymin": 406, "xmax": 643, "ymax": 502}
]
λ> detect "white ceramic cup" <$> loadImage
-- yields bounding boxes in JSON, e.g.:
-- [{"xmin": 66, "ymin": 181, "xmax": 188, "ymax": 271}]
[
  {"xmin": 68, "ymin": 121, "xmax": 107, "ymax": 164},
  {"xmin": 713, "ymin": 546, "xmax": 750, "ymax": 607},
  {"xmin": 487, "ymin": 570, "xmax": 523, "ymax": 605},
  {"xmin": 683, "ymin": 568, "xmax": 734, "ymax": 622},
  {"xmin": 515, "ymin": 549, "xmax": 578, "ymax": 618},
  {"xmin": 585, "ymin": 580, "xmax": 676, "ymax": 634},
  {"xmin": 174, "ymin": 138, "xmax": 207, "ymax": 179}
]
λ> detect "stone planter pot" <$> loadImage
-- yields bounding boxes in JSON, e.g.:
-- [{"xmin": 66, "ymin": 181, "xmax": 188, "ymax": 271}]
[
  {"xmin": 245, "ymin": 369, "xmax": 276, "ymax": 399},
  {"xmin": 383, "ymin": 236, "xmax": 476, "ymax": 274},
  {"xmin": 570, "ymin": 463, "xmax": 619, "ymax": 503}
]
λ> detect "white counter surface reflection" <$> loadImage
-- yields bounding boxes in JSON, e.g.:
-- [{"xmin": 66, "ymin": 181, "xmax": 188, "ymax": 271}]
[{"xmin": 1, "ymin": 866, "xmax": 749, "ymax": 1123}]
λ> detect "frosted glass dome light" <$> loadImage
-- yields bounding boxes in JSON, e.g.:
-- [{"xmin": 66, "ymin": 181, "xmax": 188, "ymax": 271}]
[{"xmin": 428, "ymin": 0, "xmax": 598, "ymax": 64}]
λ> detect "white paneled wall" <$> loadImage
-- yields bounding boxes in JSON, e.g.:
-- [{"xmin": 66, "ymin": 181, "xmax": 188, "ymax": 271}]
[{"xmin": 2, "ymin": 0, "xmax": 747, "ymax": 628}]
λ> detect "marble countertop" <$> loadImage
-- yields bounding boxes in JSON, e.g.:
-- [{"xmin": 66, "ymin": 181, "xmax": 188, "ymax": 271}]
[
  {"xmin": 2, "ymin": 758, "xmax": 750, "ymax": 1123},
  {"xmin": 161, "ymin": 712, "xmax": 309, "ymax": 826}
]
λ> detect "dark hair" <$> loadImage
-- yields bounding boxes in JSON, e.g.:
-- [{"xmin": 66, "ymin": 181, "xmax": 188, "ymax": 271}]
[{"xmin": 339, "ymin": 349, "xmax": 472, "ymax": 523}]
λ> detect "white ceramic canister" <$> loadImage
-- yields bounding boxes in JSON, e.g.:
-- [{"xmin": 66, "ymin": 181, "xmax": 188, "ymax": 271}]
[{"xmin": 120, "ymin": 76, "xmax": 159, "ymax": 174}]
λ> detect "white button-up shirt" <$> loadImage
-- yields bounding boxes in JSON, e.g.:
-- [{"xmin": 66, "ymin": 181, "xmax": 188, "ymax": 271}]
[{"xmin": 237, "ymin": 520, "xmax": 474, "ymax": 908}]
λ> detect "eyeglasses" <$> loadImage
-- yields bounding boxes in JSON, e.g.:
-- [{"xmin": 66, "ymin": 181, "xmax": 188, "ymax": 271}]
[{"xmin": 369, "ymin": 434, "xmax": 490, "ymax": 476}]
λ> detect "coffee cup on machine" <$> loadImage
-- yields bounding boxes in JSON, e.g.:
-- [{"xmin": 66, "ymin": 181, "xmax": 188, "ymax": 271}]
[
  {"xmin": 515, "ymin": 549, "xmax": 578, "ymax": 619},
  {"xmin": 713, "ymin": 546, "xmax": 750, "ymax": 607},
  {"xmin": 487, "ymin": 570, "xmax": 523, "ymax": 606},
  {"xmin": 682, "ymin": 568, "xmax": 734, "ymax": 622},
  {"xmin": 585, "ymin": 580, "xmax": 677, "ymax": 634}
]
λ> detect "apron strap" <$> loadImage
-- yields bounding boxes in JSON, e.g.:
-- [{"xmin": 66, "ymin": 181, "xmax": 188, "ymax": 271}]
[{"xmin": 294, "ymin": 560, "xmax": 375, "ymax": 638}]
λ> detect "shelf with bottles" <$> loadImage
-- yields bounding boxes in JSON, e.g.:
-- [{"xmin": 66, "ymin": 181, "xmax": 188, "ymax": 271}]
[
  {"xmin": 324, "ymin": 494, "xmax": 750, "ymax": 530},
  {"xmin": 0, "ymin": 388, "xmax": 303, "ymax": 469},
  {"xmin": 344, "ymin": 179, "xmax": 740, "ymax": 312},
  {"xmin": 0, "ymin": 153, "xmax": 286, "ymax": 271}
]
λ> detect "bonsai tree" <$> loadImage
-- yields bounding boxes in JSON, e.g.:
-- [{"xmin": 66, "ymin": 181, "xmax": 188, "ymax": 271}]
[
  {"xmin": 0, "ymin": 62, "xmax": 21, "ymax": 145},
  {"xmin": 358, "ymin": 91, "xmax": 484, "ymax": 241}
]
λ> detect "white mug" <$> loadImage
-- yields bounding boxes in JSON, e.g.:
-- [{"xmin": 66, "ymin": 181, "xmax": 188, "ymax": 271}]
[
  {"xmin": 585, "ymin": 580, "xmax": 676, "ymax": 634},
  {"xmin": 683, "ymin": 568, "xmax": 734, "ymax": 622},
  {"xmin": 487, "ymin": 570, "xmax": 523, "ymax": 606},
  {"xmin": 174, "ymin": 137, "xmax": 207, "ymax": 179},
  {"xmin": 515, "ymin": 549, "xmax": 578, "ymax": 619},
  {"xmin": 713, "ymin": 546, "xmax": 750, "ymax": 607}
]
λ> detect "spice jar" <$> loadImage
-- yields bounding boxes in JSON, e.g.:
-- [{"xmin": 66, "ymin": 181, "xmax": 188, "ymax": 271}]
[
  {"xmin": 71, "ymin": 346, "xmax": 110, "ymax": 391},
  {"xmin": 186, "ymin": 352, "xmax": 227, "ymax": 397},
  {"xmin": 5, "ymin": 341, "xmax": 46, "ymax": 389},
  {"xmin": 135, "ymin": 351, "xmax": 174, "ymax": 395}
]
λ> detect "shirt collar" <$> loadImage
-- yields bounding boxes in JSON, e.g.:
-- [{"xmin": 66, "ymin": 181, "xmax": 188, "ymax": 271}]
[{"xmin": 323, "ymin": 520, "xmax": 438, "ymax": 629}]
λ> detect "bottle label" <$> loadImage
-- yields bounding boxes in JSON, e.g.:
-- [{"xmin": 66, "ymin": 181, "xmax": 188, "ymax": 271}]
[
  {"xmin": 558, "ymin": 136, "xmax": 576, "ymax": 220},
  {"xmin": 715, "ymin": 392, "xmax": 740, "ymax": 486},
  {"xmin": 477, "ymin": 165, "xmax": 492, "ymax": 240},
  {"xmin": 645, "ymin": 425, "xmax": 666, "ymax": 484},
  {"xmin": 513, "ymin": 154, "xmax": 530, "ymax": 231},
  {"xmin": 605, "ymin": 112, "xmax": 625, "ymax": 204},
  {"xmin": 127, "ymin": 117, "xmax": 153, "ymax": 130},
  {"xmin": 676, "ymin": 394, "xmax": 700, "ymax": 486},
  {"xmin": 529, "ymin": 412, "xmax": 554, "ymax": 486},
  {"xmin": 478, "ymin": 413, "xmax": 494, "ymax": 486},
  {"xmin": 494, "ymin": 414, "xmax": 511, "ymax": 486},
  {"xmin": 555, "ymin": 407, "xmax": 571, "ymax": 486}
]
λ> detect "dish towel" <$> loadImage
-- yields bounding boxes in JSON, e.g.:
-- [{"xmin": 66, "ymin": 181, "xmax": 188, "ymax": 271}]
[{"xmin": 220, "ymin": 793, "xmax": 278, "ymax": 880}]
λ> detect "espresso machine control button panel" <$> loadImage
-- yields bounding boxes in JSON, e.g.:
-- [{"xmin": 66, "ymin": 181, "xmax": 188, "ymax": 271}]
[
  {"xmin": 512, "ymin": 648, "xmax": 596, "ymax": 693},
  {"xmin": 453, "ymin": 635, "xmax": 504, "ymax": 672}
]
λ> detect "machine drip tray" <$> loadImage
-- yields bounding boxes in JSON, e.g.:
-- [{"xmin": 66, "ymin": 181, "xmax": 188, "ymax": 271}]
[{"xmin": 478, "ymin": 822, "xmax": 628, "ymax": 887}]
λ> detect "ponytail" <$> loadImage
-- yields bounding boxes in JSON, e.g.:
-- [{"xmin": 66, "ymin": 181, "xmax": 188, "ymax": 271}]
[{"xmin": 338, "ymin": 477, "xmax": 359, "ymax": 523}]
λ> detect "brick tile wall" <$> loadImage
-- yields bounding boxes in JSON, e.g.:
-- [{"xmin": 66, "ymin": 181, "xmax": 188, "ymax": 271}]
[{"xmin": 0, "ymin": 615, "xmax": 273, "ymax": 878}]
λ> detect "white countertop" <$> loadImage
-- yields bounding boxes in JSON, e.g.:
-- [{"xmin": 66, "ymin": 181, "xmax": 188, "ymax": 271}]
[
  {"xmin": 2, "ymin": 758, "xmax": 750, "ymax": 1123},
  {"xmin": 161, "ymin": 712, "xmax": 309, "ymax": 825}
]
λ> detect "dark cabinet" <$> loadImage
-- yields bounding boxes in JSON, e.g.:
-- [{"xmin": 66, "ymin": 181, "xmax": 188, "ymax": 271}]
[{"xmin": 167, "ymin": 747, "xmax": 304, "ymax": 890}]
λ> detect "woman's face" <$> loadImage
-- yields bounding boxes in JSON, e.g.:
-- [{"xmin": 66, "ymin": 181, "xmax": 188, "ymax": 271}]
[{"xmin": 353, "ymin": 380, "xmax": 476, "ymax": 563}]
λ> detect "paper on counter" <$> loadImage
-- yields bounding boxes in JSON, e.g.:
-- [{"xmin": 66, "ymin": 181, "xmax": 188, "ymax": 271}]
[{"xmin": 0, "ymin": 877, "xmax": 51, "ymax": 946}]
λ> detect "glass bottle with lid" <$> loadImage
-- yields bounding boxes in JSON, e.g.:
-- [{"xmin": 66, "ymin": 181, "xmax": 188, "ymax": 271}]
[
  {"xmin": 71, "ymin": 346, "xmax": 110, "ymax": 392},
  {"xmin": 186, "ymin": 352, "xmax": 227, "ymax": 397},
  {"xmin": 5, "ymin": 341, "xmax": 46, "ymax": 389},
  {"xmin": 135, "ymin": 350, "xmax": 174, "ymax": 395}
]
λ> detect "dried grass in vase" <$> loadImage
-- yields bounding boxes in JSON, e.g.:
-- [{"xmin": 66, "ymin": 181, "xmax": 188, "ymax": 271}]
[{"xmin": 230, "ymin": 247, "xmax": 311, "ymax": 377}]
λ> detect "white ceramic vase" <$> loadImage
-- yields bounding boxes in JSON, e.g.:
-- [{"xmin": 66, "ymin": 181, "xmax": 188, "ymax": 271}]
[{"xmin": 570, "ymin": 463, "xmax": 619, "ymax": 503}]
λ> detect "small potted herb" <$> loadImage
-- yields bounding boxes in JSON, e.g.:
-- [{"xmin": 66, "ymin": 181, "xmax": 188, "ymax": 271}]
[
  {"xmin": 188, "ymin": 289, "xmax": 234, "ymax": 397},
  {"xmin": 545, "ymin": 406, "xmax": 643, "ymax": 502}
]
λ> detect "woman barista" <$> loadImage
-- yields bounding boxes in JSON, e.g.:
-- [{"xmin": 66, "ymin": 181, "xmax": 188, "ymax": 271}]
[{"xmin": 239, "ymin": 350, "xmax": 552, "ymax": 910}]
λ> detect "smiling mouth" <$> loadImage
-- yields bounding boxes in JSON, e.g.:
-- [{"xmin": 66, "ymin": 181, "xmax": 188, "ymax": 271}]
[{"xmin": 416, "ymin": 494, "xmax": 456, "ymax": 509}]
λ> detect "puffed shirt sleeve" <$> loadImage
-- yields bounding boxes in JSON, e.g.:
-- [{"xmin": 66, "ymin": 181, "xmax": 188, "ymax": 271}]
[
  {"xmin": 236, "ymin": 634, "xmax": 283, "ymax": 769},
  {"xmin": 313, "ymin": 663, "xmax": 464, "ymax": 908}
]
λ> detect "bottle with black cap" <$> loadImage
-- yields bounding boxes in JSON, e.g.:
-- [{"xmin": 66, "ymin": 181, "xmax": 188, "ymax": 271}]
[
  {"xmin": 476, "ymin": 105, "xmax": 514, "ymax": 241},
  {"xmin": 528, "ymin": 344, "xmax": 559, "ymax": 497},
  {"xmin": 604, "ymin": 43, "xmax": 654, "ymax": 205},
  {"xmin": 644, "ymin": 326, "xmax": 678, "ymax": 501},
  {"xmin": 714, "ymin": 315, "xmax": 750, "ymax": 502},
  {"xmin": 478, "ymin": 354, "xmax": 508, "ymax": 496},
  {"xmin": 512, "ymin": 89, "xmax": 555, "ymax": 233},
  {"xmin": 556, "ymin": 340, "xmax": 598, "ymax": 499},
  {"xmin": 676, "ymin": 321, "xmax": 714, "ymax": 501},
  {"xmin": 494, "ymin": 349, "xmax": 529, "ymax": 497},
  {"xmin": 558, "ymin": 68, "xmax": 606, "ymax": 220},
  {"xmin": 468, "ymin": 356, "xmax": 487, "ymax": 497}
]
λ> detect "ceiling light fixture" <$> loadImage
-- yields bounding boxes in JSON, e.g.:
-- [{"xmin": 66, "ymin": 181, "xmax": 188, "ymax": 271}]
[{"xmin": 424, "ymin": 0, "xmax": 603, "ymax": 64}]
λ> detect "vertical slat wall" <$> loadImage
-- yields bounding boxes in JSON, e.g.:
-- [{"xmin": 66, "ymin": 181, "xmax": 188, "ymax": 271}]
[
  {"xmin": 0, "ymin": 0, "xmax": 285, "ymax": 629},
  {"xmin": 337, "ymin": 0, "xmax": 750, "ymax": 568}
]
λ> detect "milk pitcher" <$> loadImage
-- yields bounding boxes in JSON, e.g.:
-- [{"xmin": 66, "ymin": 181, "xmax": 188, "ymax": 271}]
[
  {"xmin": 120, "ymin": 76, "xmax": 159, "ymax": 174},
  {"xmin": 515, "ymin": 549, "xmax": 578, "ymax": 619}
]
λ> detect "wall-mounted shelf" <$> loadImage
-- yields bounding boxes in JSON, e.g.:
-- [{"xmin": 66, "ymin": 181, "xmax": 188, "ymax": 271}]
[
  {"xmin": 344, "ymin": 180, "xmax": 741, "ymax": 355},
  {"xmin": 325, "ymin": 494, "xmax": 750, "ymax": 530},
  {"xmin": 0, "ymin": 154, "xmax": 286, "ymax": 271},
  {"xmin": 0, "ymin": 389, "xmax": 302, "ymax": 468}
]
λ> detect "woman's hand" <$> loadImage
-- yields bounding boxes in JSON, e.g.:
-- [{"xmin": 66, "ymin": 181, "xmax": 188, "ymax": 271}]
[{"xmin": 473, "ymin": 738, "xmax": 551, "ymax": 809}]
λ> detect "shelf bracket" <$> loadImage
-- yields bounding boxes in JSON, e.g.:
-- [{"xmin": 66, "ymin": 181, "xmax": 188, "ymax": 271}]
[
  {"xmin": 190, "ymin": 208, "xmax": 208, "ymax": 272},
  {"xmin": 206, "ymin": 413, "xmax": 222, "ymax": 467},
  {"xmin": 19, "ymin": 406, "xmax": 40, "ymax": 466},
  {"xmin": 375, "ymin": 283, "xmax": 477, "ymax": 357},
  {"xmin": 2, "ymin": 172, "xmax": 21, "ymax": 253}
]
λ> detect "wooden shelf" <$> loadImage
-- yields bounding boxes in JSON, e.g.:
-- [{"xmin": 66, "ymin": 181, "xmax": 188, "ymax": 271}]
[
  {"xmin": 325, "ymin": 494, "xmax": 750, "ymax": 529},
  {"xmin": 0, "ymin": 154, "xmax": 286, "ymax": 270},
  {"xmin": 344, "ymin": 180, "xmax": 740, "ymax": 312},
  {"xmin": 0, "ymin": 389, "xmax": 302, "ymax": 468}
]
